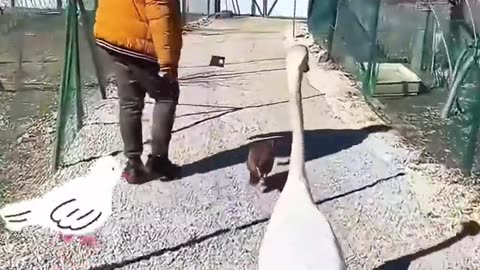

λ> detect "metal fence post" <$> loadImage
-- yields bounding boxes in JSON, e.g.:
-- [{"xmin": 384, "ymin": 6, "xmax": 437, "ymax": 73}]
[
  {"xmin": 72, "ymin": 1, "xmax": 84, "ymax": 130},
  {"xmin": 181, "ymin": 0, "xmax": 187, "ymax": 25},
  {"xmin": 77, "ymin": 0, "xmax": 107, "ymax": 99},
  {"xmin": 326, "ymin": 0, "xmax": 340, "ymax": 59},
  {"xmin": 53, "ymin": 0, "xmax": 76, "ymax": 171},
  {"xmin": 293, "ymin": 0, "xmax": 297, "ymax": 38},
  {"xmin": 215, "ymin": 0, "xmax": 220, "ymax": 13},
  {"xmin": 263, "ymin": 0, "xmax": 267, "ymax": 17},
  {"xmin": 14, "ymin": 22, "xmax": 24, "ymax": 91},
  {"xmin": 364, "ymin": 0, "xmax": 381, "ymax": 98},
  {"xmin": 207, "ymin": 0, "xmax": 211, "ymax": 17}
]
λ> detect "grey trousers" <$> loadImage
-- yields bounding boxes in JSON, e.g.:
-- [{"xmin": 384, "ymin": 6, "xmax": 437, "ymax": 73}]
[{"xmin": 102, "ymin": 47, "xmax": 179, "ymax": 159}]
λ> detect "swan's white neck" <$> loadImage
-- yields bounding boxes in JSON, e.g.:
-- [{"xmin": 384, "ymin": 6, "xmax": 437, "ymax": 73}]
[
  {"xmin": 288, "ymin": 74, "xmax": 305, "ymax": 176},
  {"xmin": 284, "ymin": 65, "xmax": 314, "ymax": 203}
]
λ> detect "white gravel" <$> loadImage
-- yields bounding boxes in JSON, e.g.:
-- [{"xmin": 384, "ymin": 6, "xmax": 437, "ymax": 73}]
[{"xmin": 1, "ymin": 17, "xmax": 479, "ymax": 270}]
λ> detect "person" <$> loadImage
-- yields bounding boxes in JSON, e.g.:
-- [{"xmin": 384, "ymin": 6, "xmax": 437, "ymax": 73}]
[{"xmin": 94, "ymin": 0, "xmax": 183, "ymax": 184}]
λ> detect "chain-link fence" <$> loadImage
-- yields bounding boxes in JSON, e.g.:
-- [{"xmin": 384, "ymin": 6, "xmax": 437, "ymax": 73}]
[{"xmin": 309, "ymin": 0, "xmax": 480, "ymax": 174}]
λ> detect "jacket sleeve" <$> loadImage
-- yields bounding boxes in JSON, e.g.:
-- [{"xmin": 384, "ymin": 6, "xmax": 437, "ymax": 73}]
[{"xmin": 145, "ymin": 0, "xmax": 183, "ymax": 74}]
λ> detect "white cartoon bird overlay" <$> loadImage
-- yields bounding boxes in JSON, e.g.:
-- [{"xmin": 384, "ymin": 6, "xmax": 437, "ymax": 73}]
[{"xmin": 0, "ymin": 155, "xmax": 122, "ymax": 246}]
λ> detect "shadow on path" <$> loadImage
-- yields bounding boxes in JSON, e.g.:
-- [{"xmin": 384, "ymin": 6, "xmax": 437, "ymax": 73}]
[
  {"xmin": 262, "ymin": 170, "xmax": 405, "ymax": 195},
  {"xmin": 181, "ymin": 124, "xmax": 392, "ymax": 179},
  {"xmin": 158, "ymin": 94, "xmax": 324, "ymax": 142},
  {"xmin": 374, "ymin": 221, "xmax": 480, "ymax": 270},
  {"xmin": 61, "ymin": 94, "xmax": 323, "ymax": 168},
  {"xmin": 89, "ymin": 171, "xmax": 406, "ymax": 270}
]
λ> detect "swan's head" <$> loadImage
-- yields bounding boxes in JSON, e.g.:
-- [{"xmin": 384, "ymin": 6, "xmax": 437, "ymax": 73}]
[
  {"xmin": 286, "ymin": 45, "xmax": 309, "ymax": 93},
  {"xmin": 90, "ymin": 155, "xmax": 122, "ymax": 183},
  {"xmin": 286, "ymin": 45, "xmax": 309, "ymax": 72}
]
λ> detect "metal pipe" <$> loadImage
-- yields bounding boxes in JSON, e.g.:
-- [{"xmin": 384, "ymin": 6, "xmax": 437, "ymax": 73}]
[
  {"xmin": 77, "ymin": 0, "xmax": 107, "ymax": 99},
  {"xmin": 181, "ymin": 0, "xmax": 187, "ymax": 25},
  {"xmin": 365, "ymin": 0, "xmax": 381, "ymax": 97},
  {"xmin": 419, "ymin": 9, "xmax": 432, "ymax": 71},
  {"xmin": 13, "ymin": 21, "xmax": 24, "ymax": 91},
  {"xmin": 72, "ymin": 2, "xmax": 84, "ymax": 130},
  {"xmin": 53, "ymin": 0, "xmax": 76, "ymax": 171},
  {"xmin": 429, "ymin": 5, "xmax": 453, "ymax": 75},
  {"xmin": 263, "ymin": 0, "xmax": 267, "ymax": 17},
  {"xmin": 430, "ymin": 22, "xmax": 437, "ymax": 76},
  {"xmin": 464, "ymin": 0, "xmax": 477, "ymax": 51},
  {"xmin": 207, "ymin": 0, "xmax": 210, "ymax": 17},
  {"xmin": 441, "ymin": 50, "xmax": 476, "ymax": 119},
  {"xmin": 462, "ymin": 82, "xmax": 480, "ymax": 174},
  {"xmin": 326, "ymin": 0, "xmax": 340, "ymax": 59},
  {"xmin": 267, "ymin": 0, "xmax": 278, "ymax": 16},
  {"xmin": 215, "ymin": 0, "xmax": 220, "ymax": 13},
  {"xmin": 450, "ymin": 47, "xmax": 470, "ymax": 86},
  {"xmin": 253, "ymin": 0, "xmax": 263, "ymax": 16},
  {"xmin": 292, "ymin": 0, "xmax": 297, "ymax": 38}
]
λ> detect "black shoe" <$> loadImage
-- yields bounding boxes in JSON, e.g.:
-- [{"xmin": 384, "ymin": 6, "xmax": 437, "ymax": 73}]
[
  {"xmin": 145, "ymin": 155, "xmax": 182, "ymax": 181},
  {"xmin": 121, "ymin": 157, "xmax": 147, "ymax": 184}
]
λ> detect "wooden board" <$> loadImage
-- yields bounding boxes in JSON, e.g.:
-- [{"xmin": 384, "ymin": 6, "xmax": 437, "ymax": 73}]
[{"xmin": 366, "ymin": 62, "xmax": 423, "ymax": 97}]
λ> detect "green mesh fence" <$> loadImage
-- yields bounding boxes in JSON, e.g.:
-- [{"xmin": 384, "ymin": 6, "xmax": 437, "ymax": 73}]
[
  {"xmin": 53, "ymin": 0, "xmax": 84, "ymax": 170},
  {"xmin": 52, "ymin": 0, "xmax": 207, "ymax": 169},
  {"xmin": 0, "ymin": 0, "xmax": 208, "ymax": 204},
  {"xmin": 0, "ymin": 0, "xmax": 105, "ymax": 177},
  {"xmin": 53, "ymin": 0, "xmax": 106, "ymax": 170},
  {"xmin": 309, "ymin": 0, "xmax": 480, "ymax": 174},
  {"xmin": 1, "ymin": 1, "xmax": 67, "ymax": 202}
]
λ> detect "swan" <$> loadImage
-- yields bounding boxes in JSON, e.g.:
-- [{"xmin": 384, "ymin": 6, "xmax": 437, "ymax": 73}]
[{"xmin": 257, "ymin": 44, "xmax": 347, "ymax": 270}]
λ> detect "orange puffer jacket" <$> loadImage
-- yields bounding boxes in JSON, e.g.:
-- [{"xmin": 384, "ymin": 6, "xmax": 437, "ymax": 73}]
[{"xmin": 94, "ymin": 0, "xmax": 183, "ymax": 75}]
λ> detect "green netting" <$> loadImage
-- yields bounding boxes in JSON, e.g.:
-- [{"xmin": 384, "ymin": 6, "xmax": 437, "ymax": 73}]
[
  {"xmin": 0, "ymin": 0, "xmax": 209, "ymax": 205},
  {"xmin": 53, "ymin": 0, "xmax": 83, "ymax": 169},
  {"xmin": 52, "ymin": 0, "xmax": 207, "ymax": 169},
  {"xmin": 0, "ymin": 0, "xmax": 105, "ymax": 174},
  {"xmin": 53, "ymin": 0, "xmax": 106, "ymax": 170},
  {"xmin": 1, "ymin": 0, "xmax": 210, "ymax": 176},
  {"xmin": 0, "ymin": 1, "xmax": 67, "ymax": 202},
  {"xmin": 307, "ymin": 0, "xmax": 339, "ymax": 54},
  {"xmin": 308, "ymin": 0, "xmax": 480, "ymax": 174}
]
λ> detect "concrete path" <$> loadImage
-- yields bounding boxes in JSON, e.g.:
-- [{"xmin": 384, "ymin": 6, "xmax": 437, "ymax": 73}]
[{"xmin": 1, "ymin": 17, "xmax": 479, "ymax": 270}]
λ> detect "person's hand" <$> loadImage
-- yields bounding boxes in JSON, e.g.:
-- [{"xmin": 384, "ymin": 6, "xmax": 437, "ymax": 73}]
[{"xmin": 158, "ymin": 69, "xmax": 178, "ymax": 82}]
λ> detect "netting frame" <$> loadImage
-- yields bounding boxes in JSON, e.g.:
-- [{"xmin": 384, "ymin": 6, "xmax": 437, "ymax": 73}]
[
  {"xmin": 52, "ymin": 0, "xmax": 106, "ymax": 171},
  {"xmin": 308, "ymin": 0, "xmax": 480, "ymax": 174}
]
